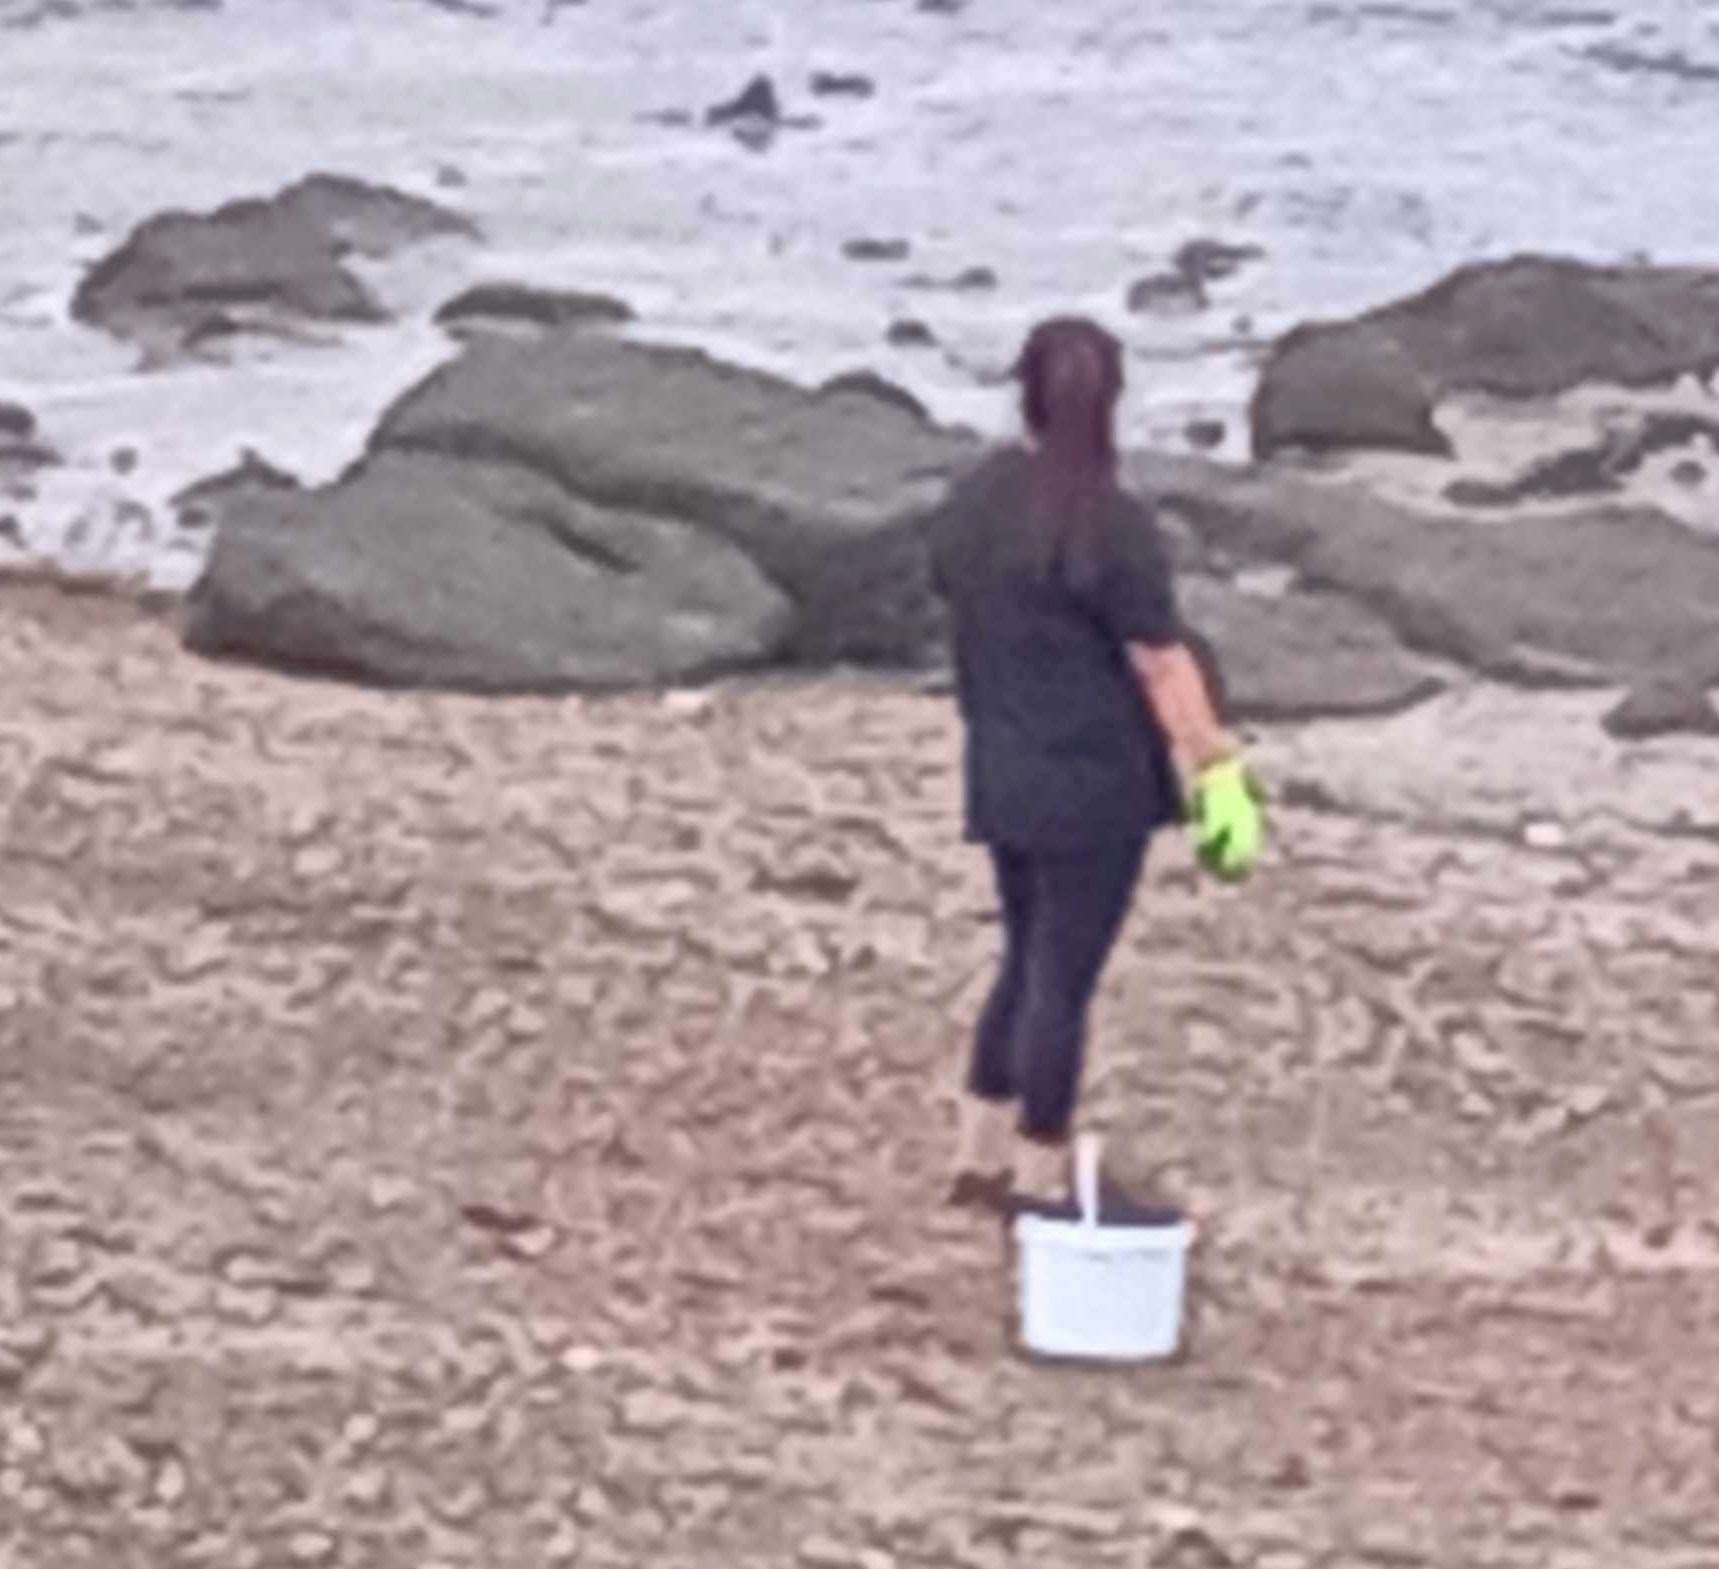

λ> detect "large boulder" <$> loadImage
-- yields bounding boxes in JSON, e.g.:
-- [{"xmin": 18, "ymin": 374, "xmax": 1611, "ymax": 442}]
[
  {"xmin": 1251, "ymin": 321, "xmax": 1450, "ymax": 459},
  {"xmin": 185, "ymin": 449, "xmax": 794, "ymax": 690},
  {"xmin": 1252, "ymin": 256, "xmax": 1719, "ymax": 459},
  {"xmin": 71, "ymin": 173, "xmax": 479, "ymax": 355},
  {"xmin": 185, "ymin": 329, "xmax": 978, "ymax": 690}
]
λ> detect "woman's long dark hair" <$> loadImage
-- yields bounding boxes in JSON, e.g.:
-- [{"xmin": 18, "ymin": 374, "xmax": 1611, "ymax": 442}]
[{"xmin": 1012, "ymin": 315, "xmax": 1125, "ymax": 589}]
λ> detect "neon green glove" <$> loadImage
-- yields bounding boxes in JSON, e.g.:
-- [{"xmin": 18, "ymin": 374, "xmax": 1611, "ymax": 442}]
[{"xmin": 1191, "ymin": 757, "xmax": 1263, "ymax": 882}]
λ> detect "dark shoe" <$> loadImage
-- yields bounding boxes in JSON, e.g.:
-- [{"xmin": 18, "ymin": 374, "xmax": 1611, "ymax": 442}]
[
  {"xmin": 946, "ymin": 1167, "xmax": 1013, "ymax": 1211},
  {"xmin": 1014, "ymin": 1172, "xmax": 1184, "ymax": 1227}
]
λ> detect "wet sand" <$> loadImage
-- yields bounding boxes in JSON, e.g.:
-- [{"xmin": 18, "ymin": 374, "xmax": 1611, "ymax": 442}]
[{"xmin": 4, "ymin": 575, "xmax": 1718, "ymax": 1567}]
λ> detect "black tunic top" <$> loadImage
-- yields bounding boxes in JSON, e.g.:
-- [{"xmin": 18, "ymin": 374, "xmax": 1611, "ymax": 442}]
[{"xmin": 928, "ymin": 444, "xmax": 1184, "ymax": 850}]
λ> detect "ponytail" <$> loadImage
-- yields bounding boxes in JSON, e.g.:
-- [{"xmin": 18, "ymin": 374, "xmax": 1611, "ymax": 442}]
[{"xmin": 1012, "ymin": 317, "xmax": 1125, "ymax": 592}]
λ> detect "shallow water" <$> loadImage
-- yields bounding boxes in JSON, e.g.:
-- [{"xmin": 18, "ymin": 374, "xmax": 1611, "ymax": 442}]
[{"xmin": 4, "ymin": 0, "xmax": 1719, "ymax": 585}]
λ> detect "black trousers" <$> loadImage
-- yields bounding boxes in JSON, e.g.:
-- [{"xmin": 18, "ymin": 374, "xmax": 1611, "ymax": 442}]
[{"xmin": 967, "ymin": 834, "xmax": 1149, "ymax": 1143}]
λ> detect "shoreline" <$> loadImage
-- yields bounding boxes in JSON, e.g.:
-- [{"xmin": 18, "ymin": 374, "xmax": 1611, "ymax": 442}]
[{"xmin": 5, "ymin": 564, "xmax": 1715, "ymax": 861}]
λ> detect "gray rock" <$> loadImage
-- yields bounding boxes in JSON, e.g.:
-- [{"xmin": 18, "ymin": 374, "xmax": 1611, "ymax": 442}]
[
  {"xmin": 185, "ymin": 331, "xmax": 977, "ymax": 689},
  {"xmin": 1583, "ymin": 41, "xmax": 1719, "ymax": 84},
  {"xmin": 843, "ymin": 237, "xmax": 911, "ymax": 263},
  {"xmin": 1601, "ymin": 679, "xmax": 1719, "ymax": 740},
  {"xmin": 1127, "ymin": 270, "xmax": 1206, "ymax": 313},
  {"xmin": 1172, "ymin": 237, "xmax": 1264, "ymax": 285},
  {"xmin": 814, "ymin": 369, "xmax": 929, "ymax": 422},
  {"xmin": 809, "ymin": 71, "xmax": 875, "ymax": 98},
  {"xmin": 886, "ymin": 318, "xmax": 935, "ymax": 347},
  {"xmin": 185, "ymin": 447, "xmax": 794, "ymax": 690},
  {"xmin": 1135, "ymin": 450, "xmax": 1719, "ymax": 700},
  {"xmin": 1253, "ymin": 256, "xmax": 1719, "ymax": 458},
  {"xmin": 705, "ymin": 74, "xmax": 780, "ymax": 126},
  {"xmin": 1251, "ymin": 320, "xmax": 1450, "ymax": 459},
  {"xmin": 1177, "ymin": 572, "xmax": 1446, "ymax": 720},
  {"xmin": 1184, "ymin": 419, "xmax": 1226, "ymax": 451},
  {"xmin": 71, "ymin": 172, "xmax": 479, "ymax": 354},
  {"xmin": 0, "ymin": 399, "xmax": 55, "ymax": 470},
  {"xmin": 902, "ymin": 265, "xmax": 997, "ymax": 292},
  {"xmin": 433, "ymin": 283, "xmax": 634, "ymax": 332},
  {"xmin": 171, "ymin": 447, "xmax": 301, "ymax": 529}
]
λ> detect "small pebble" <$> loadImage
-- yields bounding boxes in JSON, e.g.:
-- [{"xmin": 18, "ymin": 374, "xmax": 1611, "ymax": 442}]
[
  {"xmin": 660, "ymin": 689, "xmax": 713, "ymax": 717},
  {"xmin": 154, "ymin": 1459, "xmax": 188, "ymax": 1506},
  {"xmin": 367, "ymin": 1174, "xmax": 415, "ymax": 1212},
  {"xmin": 290, "ymin": 844, "xmax": 343, "ymax": 880},
  {"xmin": 503, "ymin": 1223, "xmax": 558, "ymax": 1260},
  {"xmin": 343, "ymin": 1467, "xmax": 390, "ymax": 1508},
  {"xmin": 289, "ymin": 1531, "xmax": 337, "ymax": 1565}
]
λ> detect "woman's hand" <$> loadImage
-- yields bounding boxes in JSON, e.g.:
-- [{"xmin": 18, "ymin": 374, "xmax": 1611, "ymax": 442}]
[
  {"xmin": 1190, "ymin": 756, "xmax": 1263, "ymax": 881},
  {"xmin": 1128, "ymin": 640, "xmax": 1264, "ymax": 881}
]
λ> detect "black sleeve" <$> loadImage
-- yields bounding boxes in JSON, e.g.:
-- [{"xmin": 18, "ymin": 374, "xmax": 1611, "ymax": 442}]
[
  {"xmin": 929, "ymin": 527, "xmax": 950, "ymax": 600},
  {"xmin": 1096, "ymin": 498, "xmax": 1181, "ymax": 646},
  {"xmin": 925, "ymin": 458, "xmax": 988, "ymax": 602}
]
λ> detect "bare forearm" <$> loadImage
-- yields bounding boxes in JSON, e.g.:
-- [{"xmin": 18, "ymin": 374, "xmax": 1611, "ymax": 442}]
[{"xmin": 1128, "ymin": 642, "xmax": 1235, "ymax": 776}]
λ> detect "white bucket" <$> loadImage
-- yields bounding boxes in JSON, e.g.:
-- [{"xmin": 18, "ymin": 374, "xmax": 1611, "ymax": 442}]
[{"xmin": 1012, "ymin": 1134, "xmax": 1194, "ymax": 1362}]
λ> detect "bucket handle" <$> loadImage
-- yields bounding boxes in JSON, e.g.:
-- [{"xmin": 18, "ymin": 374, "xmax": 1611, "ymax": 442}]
[{"xmin": 1075, "ymin": 1132, "xmax": 1101, "ymax": 1228}]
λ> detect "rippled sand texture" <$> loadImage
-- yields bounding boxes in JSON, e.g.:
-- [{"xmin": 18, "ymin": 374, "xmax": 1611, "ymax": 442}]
[
  {"xmin": 8, "ymin": 0, "xmax": 1719, "ymax": 583},
  {"xmin": 4, "ymin": 578, "xmax": 1719, "ymax": 1568}
]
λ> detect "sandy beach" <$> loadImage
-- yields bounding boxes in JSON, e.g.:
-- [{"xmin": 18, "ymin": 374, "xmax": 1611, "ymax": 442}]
[
  {"xmin": 6, "ymin": 2, "xmax": 1719, "ymax": 1564},
  {"xmin": 4, "ymin": 575, "xmax": 1718, "ymax": 1566}
]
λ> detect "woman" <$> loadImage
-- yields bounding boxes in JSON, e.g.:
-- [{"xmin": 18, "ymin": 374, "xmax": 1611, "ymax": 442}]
[{"xmin": 929, "ymin": 315, "xmax": 1262, "ymax": 1210}]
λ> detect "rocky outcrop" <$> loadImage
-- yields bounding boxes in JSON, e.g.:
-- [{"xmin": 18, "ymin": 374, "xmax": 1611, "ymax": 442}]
[
  {"xmin": 71, "ymin": 173, "xmax": 480, "ymax": 356},
  {"xmin": 179, "ymin": 320, "xmax": 1719, "ymax": 727},
  {"xmin": 1132, "ymin": 450, "xmax": 1719, "ymax": 713},
  {"xmin": 1251, "ymin": 256, "xmax": 1719, "ymax": 458},
  {"xmin": 185, "ymin": 330, "xmax": 978, "ymax": 689}
]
